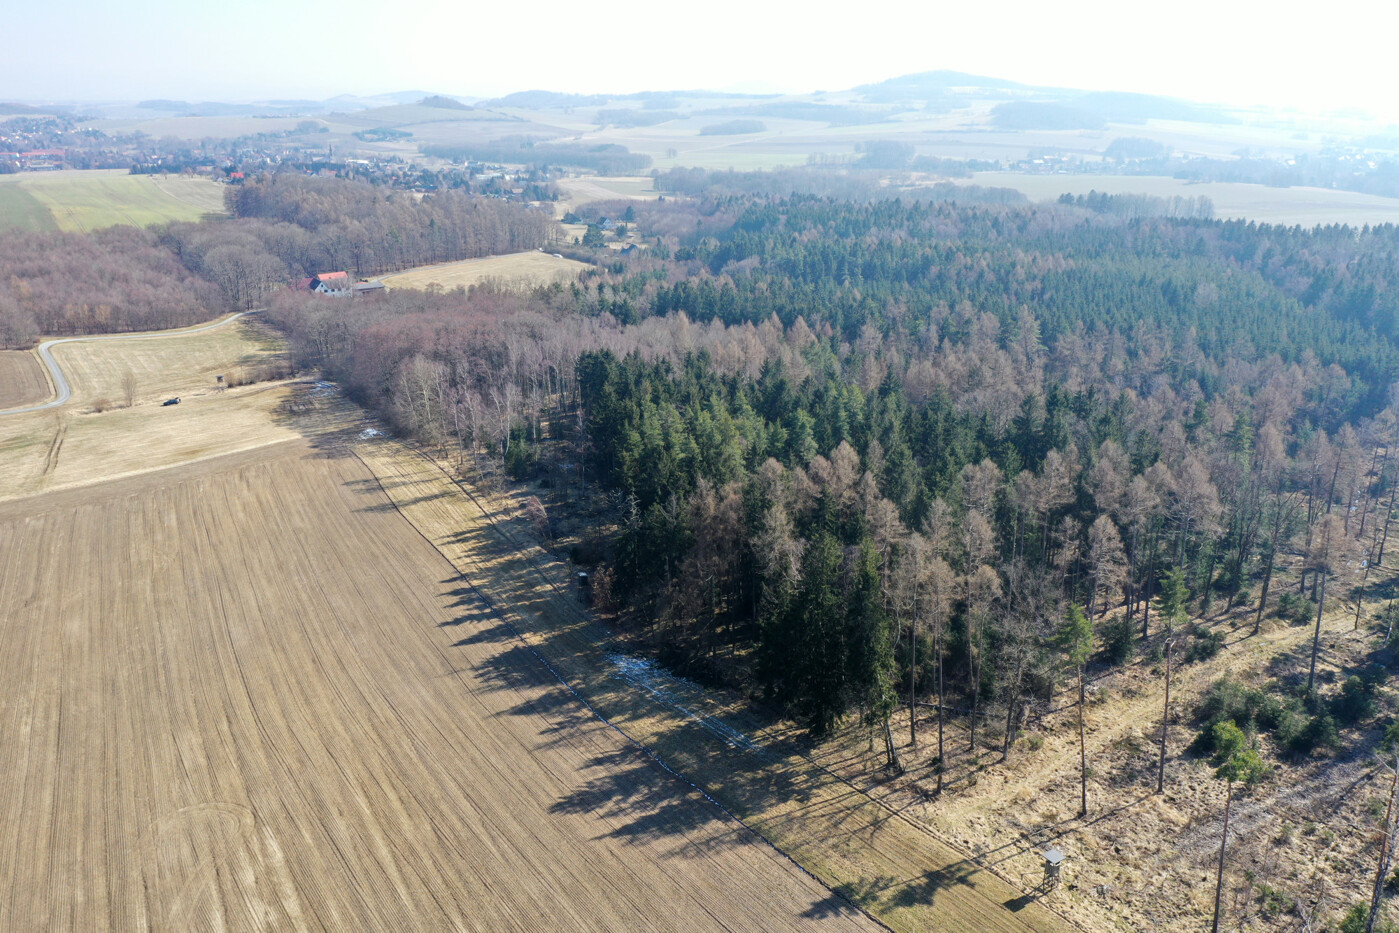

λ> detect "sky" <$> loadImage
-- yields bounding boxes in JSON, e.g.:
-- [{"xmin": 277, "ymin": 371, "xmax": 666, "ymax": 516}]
[{"xmin": 5, "ymin": 0, "xmax": 1399, "ymax": 121}]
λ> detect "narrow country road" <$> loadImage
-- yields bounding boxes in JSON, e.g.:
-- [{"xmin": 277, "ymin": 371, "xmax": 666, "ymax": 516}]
[{"xmin": 0, "ymin": 311, "xmax": 261, "ymax": 417}]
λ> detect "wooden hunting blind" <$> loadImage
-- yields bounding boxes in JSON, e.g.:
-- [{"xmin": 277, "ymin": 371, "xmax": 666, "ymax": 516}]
[{"xmin": 1041, "ymin": 848, "xmax": 1065, "ymax": 889}]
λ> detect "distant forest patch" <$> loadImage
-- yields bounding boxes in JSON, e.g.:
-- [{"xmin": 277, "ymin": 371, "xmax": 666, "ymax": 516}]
[
  {"xmin": 354, "ymin": 128, "xmax": 413, "ymax": 142},
  {"xmin": 699, "ymin": 119, "xmax": 766, "ymax": 136}
]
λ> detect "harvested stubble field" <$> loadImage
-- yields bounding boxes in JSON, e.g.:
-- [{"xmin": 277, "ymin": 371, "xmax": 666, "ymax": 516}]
[
  {"xmin": 376, "ymin": 250, "xmax": 591, "ymax": 292},
  {"xmin": 0, "ymin": 442, "xmax": 878, "ymax": 932},
  {"xmin": 0, "ymin": 350, "xmax": 48, "ymax": 409},
  {"xmin": 354, "ymin": 439, "xmax": 1073, "ymax": 933}
]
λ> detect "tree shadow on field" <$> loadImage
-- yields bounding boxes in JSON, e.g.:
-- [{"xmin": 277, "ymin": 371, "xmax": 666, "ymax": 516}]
[
  {"xmin": 435, "ymin": 577, "xmax": 614, "ymax": 751},
  {"xmin": 549, "ymin": 745, "xmax": 752, "ymax": 857},
  {"xmin": 266, "ymin": 384, "xmax": 363, "ymax": 459},
  {"xmin": 800, "ymin": 890, "xmax": 869, "ymax": 922},
  {"xmin": 356, "ymin": 489, "xmax": 450, "ymax": 513},
  {"xmin": 886, "ymin": 860, "xmax": 979, "ymax": 909}
]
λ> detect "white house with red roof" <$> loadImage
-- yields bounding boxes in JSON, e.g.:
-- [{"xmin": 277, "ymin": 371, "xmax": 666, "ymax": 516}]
[{"xmin": 309, "ymin": 271, "xmax": 351, "ymax": 297}]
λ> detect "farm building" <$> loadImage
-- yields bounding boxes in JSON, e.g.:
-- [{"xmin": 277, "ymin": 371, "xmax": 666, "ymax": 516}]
[
  {"xmin": 353, "ymin": 281, "xmax": 387, "ymax": 299},
  {"xmin": 309, "ymin": 271, "xmax": 352, "ymax": 297}
]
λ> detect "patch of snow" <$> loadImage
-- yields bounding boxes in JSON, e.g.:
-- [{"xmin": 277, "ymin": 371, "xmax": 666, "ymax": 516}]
[{"xmin": 607, "ymin": 653, "xmax": 761, "ymax": 753}]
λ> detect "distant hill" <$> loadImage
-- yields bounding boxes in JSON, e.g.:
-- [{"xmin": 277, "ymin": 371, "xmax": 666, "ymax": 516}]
[
  {"xmin": 856, "ymin": 70, "xmax": 1027, "ymax": 102},
  {"xmin": 483, "ymin": 90, "xmax": 612, "ymax": 109},
  {"xmin": 419, "ymin": 95, "xmax": 472, "ymax": 110},
  {"xmin": 855, "ymin": 71, "xmax": 1239, "ymax": 126},
  {"xmin": 0, "ymin": 102, "xmax": 53, "ymax": 115}
]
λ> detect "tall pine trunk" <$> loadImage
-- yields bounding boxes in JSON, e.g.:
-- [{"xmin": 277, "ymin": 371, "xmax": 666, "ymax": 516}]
[
  {"xmin": 1308, "ymin": 571, "xmax": 1328, "ymax": 694},
  {"xmin": 1157, "ymin": 641, "xmax": 1172, "ymax": 794},
  {"xmin": 1078, "ymin": 665, "xmax": 1088, "ymax": 817},
  {"xmin": 1211, "ymin": 780, "xmax": 1235, "ymax": 933},
  {"xmin": 936, "ymin": 629, "xmax": 946, "ymax": 795},
  {"xmin": 1367, "ymin": 754, "xmax": 1399, "ymax": 933}
]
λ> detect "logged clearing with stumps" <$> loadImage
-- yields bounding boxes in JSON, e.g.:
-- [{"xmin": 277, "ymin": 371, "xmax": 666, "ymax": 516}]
[{"xmin": 0, "ymin": 443, "xmax": 880, "ymax": 932}]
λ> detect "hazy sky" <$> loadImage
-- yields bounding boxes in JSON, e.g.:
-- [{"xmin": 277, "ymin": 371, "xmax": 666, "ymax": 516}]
[{"xmin": 6, "ymin": 0, "xmax": 1398, "ymax": 120}]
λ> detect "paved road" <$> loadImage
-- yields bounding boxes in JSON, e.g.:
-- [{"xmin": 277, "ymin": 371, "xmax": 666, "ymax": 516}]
[{"xmin": 0, "ymin": 311, "xmax": 261, "ymax": 417}]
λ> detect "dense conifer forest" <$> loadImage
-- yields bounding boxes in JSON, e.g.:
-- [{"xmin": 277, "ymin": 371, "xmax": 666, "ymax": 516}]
[{"xmin": 266, "ymin": 189, "xmax": 1399, "ymax": 791}]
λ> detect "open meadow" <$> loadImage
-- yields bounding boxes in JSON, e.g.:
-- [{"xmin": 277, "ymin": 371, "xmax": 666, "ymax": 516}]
[
  {"xmin": 0, "ymin": 170, "xmax": 226, "ymax": 233},
  {"xmin": 377, "ymin": 250, "xmax": 591, "ymax": 292},
  {"xmin": 556, "ymin": 175, "xmax": 660, "ymax": 212},
  {"xmin": 957, "ymin": 172, "xmax": 1399, "ymax": 227},
  {"xmin": 0, "ymin": 316, "xmax": 297, "ymax": 502}
]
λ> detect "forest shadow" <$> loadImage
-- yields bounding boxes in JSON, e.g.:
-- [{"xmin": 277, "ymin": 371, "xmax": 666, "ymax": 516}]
[
  {"xmin": 265, "ymin": 384, "xmax": 366, "ymax": 459},
  {"xmin": 548, "ymin": 745, "xmax": 750, "ymax": 855},
  {"xmin": 886, "ymin": 861, "xmax": 979, "ymax": 908}
]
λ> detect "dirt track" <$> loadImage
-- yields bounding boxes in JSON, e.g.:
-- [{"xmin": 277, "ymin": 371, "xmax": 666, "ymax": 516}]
[{"xmin": 0, "ymin": 443, "xmax": 877, "ymax": 931}]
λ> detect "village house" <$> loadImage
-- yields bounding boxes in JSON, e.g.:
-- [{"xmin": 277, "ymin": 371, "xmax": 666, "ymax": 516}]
[{"xmin": 307, "ymin": 271, "xmax": 352, "ymax": 297}]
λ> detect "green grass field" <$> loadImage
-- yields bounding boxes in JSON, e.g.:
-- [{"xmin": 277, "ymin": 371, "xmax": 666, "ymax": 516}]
[
  {"xmin": 0, "ymin": 170, "xmax": 227, "ymax": 233},
  {"xmin": 0, "ymin": 184, "xmax": 59, "ymax": 232}
]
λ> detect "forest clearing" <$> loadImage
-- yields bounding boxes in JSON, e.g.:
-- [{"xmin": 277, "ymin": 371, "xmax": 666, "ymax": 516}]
[
  {"xmin": 376, "ymin": 250, "xmax": 590, "ymax": 292},
  {"xmin": 0, "ymin": 169, "xmax": 226, "ymax": 233}
]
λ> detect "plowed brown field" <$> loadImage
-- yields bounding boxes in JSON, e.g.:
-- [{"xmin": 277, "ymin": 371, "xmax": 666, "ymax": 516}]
[
  {"xmin": 0, "ymin": 350, "xmax": 47, "ymax": 410},
  {"xmin": 0, "ymin": 443, "xmax": 878, "ymax": 932}
]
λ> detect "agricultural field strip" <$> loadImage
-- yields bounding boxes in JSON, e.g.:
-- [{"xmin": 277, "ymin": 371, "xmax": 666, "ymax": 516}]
[
  {"xmin": 0, "ymin": 311, "xmax": 260, "ymax": 416},
  {"xmin": 376, "ymin": 251, "xmax": 590, "ymax": 291},
  {"xmin": 352, "ymin": 437, "xmax": 1074, "ymax": 933},
  {"xmin": 0, "ymin": 171, "xmax": 228, "ymax": 233},
  {"xmin": 0, "ymin": 448, "xmax": 869, "ymax": 931},
  {"xmin": 0, "ymin": 352, "xmax": 51, "ymax": 410}
]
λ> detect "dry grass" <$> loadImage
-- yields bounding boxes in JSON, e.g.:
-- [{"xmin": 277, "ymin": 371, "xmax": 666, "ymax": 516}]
[
  {"xmin": 377, "ymin": 250, "xmax": 591, "ymax": 292},
  {"xmin": 0, "ymin": 351, "xmax": 48, "ymax": 409},
  {"xmin": 0, "ymin": 442, "xmax": 873, "ymax": 931},
  {"xmin": 812, "ymin": 581, "xmax": 1396, "ymax": 933},
  {"xmin": 0, "ymin": 384, "xmax": 316, "ymax": 502},
  {"xmin": 47, "ymin": 316, "xmax": 282, "ymax": 409},
  {"xmin": 556, "ymin": 175, "xmax": 659, "ymax": 213},
  {"xmin": 0, "ymin": 318, "xmax": 300, "ymax": 502}
]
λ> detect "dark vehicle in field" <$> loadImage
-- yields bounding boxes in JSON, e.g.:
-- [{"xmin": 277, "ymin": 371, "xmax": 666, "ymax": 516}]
[{"xmin": 162, "ymin": 397, "xmax": 180, "ymax": 406}]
